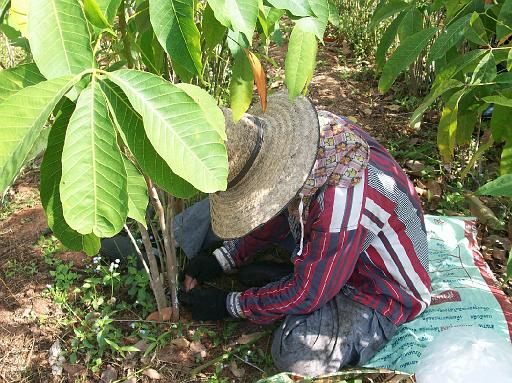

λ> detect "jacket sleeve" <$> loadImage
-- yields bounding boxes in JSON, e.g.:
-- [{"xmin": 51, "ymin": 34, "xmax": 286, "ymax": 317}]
[
  {"xmin": 226, "ymin": 185, "xmax": 366, "ymax": 323},
  {"xmin": 213, "ymin": 211, "xmax": 291, "ymax": 272}
]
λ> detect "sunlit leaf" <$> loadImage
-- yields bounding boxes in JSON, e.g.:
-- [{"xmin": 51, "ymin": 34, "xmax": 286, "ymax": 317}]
[
  {"xmin": 285, "ymin": 23, "xmax": 317, "ymax": 99},
  {"xmin": 225, "ymin": 0, "xmax": 259, "ymax": 41},
  {"xmin": 437, "ymin": 89, "xmax": 464, "ymax": 163},
  {"xmin": 483, "ymin": 94, "xmax": 512, "ymax": 107},
  {"xmin": 369, "ymin": 0, "xmax": 409, "ymax": 29},
  {"xmin": 150, "ymin": 0, "xmax": 202, "ymax": 80},
  {"xmin": 107, "ymin": 69, "xmax": 228, "ymax": 192},
  {"xmin": 40, "ymin": 99, "xmax": 101, "ymax": 255},
  {"xmin": 101, "ymin": 80, "xmax": 197, "ymax": 198},
  {"xmin": 376, "ymin": 11, "xmax": 405, "ymax": 69},
  {"xmin": 230, "ymin": 50, "xmax": 254, "ymax": 122},
  {"xmin": 379, "ymin": 27, "xmax": 437, "ymax": 93},
  {"xmin": 476, "ymin": 174, "xmax": 512, "ymax": 197},
  {"xmin": 327, "ymin": 0, "xmax": 339, "ymax": 27},
  {"xmin": 428, "ymin": 13, "xmax": 470, "ymax": 62},
  {"xmin": 0, "ymin": 75, "xmax": 78, "ymax": 196},
  {"xmin": 28, "ymin": 0, "xmax": 93, "ymax": 80},
  {"xmin": 501, "ymin": 141, "xmax": 512, "ymax": 175},
  {"xmin": 60, "ymin": 78, "xmax": 128, "ymax": 237},
  {"xmin": 9, "ymin": 0, "xmax": 27, "ymax": 36},
  {"xmin": 266, "ymin": 0, "xmax": 314, "ymax": 17},
  {"xmin": 470, "ymin": 51, "xmax": 496, "ymax": 84},
  {"xmin": 295, "ymin": 0, "xmax": 328, "ymax": 40},
  {"xmin": 0, "ymin": 0, "xmax": 10, "ymax": 24},
  {"xmin": 83, "ymin": 0, "xmax": 112, "ymax": 29},
  {"xmin": 96, "ymin": 0, "xmax": 122, "ymax": 24}
]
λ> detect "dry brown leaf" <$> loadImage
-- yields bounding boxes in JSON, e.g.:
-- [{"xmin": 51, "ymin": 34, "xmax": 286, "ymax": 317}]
[
  {"xmin": 62, "ymin": 363, "xmax": 86, "ymax": 378},
  {"xmin": 384, "ymin": 104, "xmax": 401, "ymax": 111},
  {"xmin": 143, "ymin": 368, "xmax": 162, "ymax": 380},
  {"xmin": 235, "ymin": 331, "xmax": 264, "ymax": 345},
  {"xmin": 189, "ymin": 340, "xmax": 207, "ymax": 359},
  {"xmin": 244, "ymin": 48, "xmax": 267, "ymax": 112},
  {"xmin": 100, "ymin": 365, "xmax": 118, "ymax": 383},
  {"xmin": 145, "ymin": 307, "xmax": 172, "ymax": 321},
  {"xmin": 362, "ymin": 108, "xmax": 372, "ymax": 116},
  {"xmin": 229, "ymin": 360, "xmax": 246, "ymax": 378},
  {"xmin": 171, "ymin": 337, "xmax": 190, "ymax": 350}
]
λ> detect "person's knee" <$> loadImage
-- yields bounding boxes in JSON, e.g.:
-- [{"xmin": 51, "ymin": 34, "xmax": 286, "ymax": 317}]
[{"xmin": 271, "ymin": 318, "xmax": 345, "ymax": 377}]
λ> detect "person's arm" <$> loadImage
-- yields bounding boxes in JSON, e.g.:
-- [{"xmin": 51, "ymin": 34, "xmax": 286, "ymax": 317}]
[
  {"xmin": 213, "ymin": 211, "xmax": 291, "ymax": 272},
  {"xmin": 226, "ymin": 185, "xmax": 366, "ymax": 323}
]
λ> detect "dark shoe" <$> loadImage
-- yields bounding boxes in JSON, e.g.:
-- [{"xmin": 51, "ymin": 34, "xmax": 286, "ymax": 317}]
[{"xmin": 237, "ymin": 261, "xmax": 293, "ymax": 287}]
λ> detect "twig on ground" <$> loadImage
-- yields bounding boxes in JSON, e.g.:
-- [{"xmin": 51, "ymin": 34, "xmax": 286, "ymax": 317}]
[
  {"xmin": 190, "ymin": 328, "xmax": 272, "ymax": 377},
  {"xmin": 232, "ymin": 353, "xmax": 265, "ymax": 373}
]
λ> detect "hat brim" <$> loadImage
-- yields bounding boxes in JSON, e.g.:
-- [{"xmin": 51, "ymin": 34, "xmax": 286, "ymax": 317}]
[{"xmin": 210, "ymin": 91, "xmax": 320, "ymax": 239}]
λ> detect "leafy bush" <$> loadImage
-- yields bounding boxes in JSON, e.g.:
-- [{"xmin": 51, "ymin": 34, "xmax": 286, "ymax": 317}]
[{"xmin": 372, "ymin": 0, "xmax": 512, "ymax": 182}]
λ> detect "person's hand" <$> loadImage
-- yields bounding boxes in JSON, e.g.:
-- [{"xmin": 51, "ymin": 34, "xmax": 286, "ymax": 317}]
[
  {"xmin": 183, "ymin": 255, "xmax": 223, "ymax": 291},
  {"xmin": 179, "ymin": 287, "xmax": 229, "ymax": 321}
]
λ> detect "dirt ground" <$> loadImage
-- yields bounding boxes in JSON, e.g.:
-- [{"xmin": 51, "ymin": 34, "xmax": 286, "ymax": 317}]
[{"xmin": 1, "ymin": 43, "xmax": 511, "ymax": 383}]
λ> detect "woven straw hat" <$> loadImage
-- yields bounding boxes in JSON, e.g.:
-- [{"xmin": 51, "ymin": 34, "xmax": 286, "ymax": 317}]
[{"xmin": 210, "ymin": 90, "xmax": 320, "ymax": 239}]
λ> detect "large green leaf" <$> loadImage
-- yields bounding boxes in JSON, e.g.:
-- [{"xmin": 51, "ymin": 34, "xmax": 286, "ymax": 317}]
[
  {"xmin": 0, "ymin": 63, "xmax": 45, "ymax": 103},
  {"xmin": 107, "ymin": 69, "xmax": 228, "ymax": 193},
  {"xmin": 455, "ymin": 92, "xmax": 478, "ymax": 145},
  {"xmin": 176, "ymin": 83, "xmax": 227, "ymax": 140},
  {"xmin": 410, "ymin": 78, "xmax": 463, "ymax": 126},
  {"xmin": 225, "ymin": 0, "xmax": 259, "ymax": 41},
  {"xmin": 398, "ymin": 6, "xmax": 422, "ymax": 42},
  {"xmin": 491, "ymin": 106, "xmax": 512, "ymax": 142},
  {"xmin": 0, "ymin": 75, "xmax": 78, "ymax": 196},
  {"xmin": 137, "ymin": 30, "xmax": 164, "ymax": 75},
  {"xmin": 470, "ymin": 51, "xmax": 496, "ymax": 84},
  {"xmin": 150, "ymin": 0, "xmax": 202, "ymax": 81},
  {"xmin": 40, "ymin": 100, "xmax": 101, "ymax": 255},
  {"xmin": 379, "ymin": 27, "xmax": 437, "ymax": 93},
  {"xmin": 376, "ymin": 11, "xmax": 405, "ymax": 69},
  {"xmin": 327, "ymin": 0, "xmax": 339, "ymax": 27},
  {"xmin": 483, "ymin": 94, "xmax": 512, "ymax": 107},
  {"xmin": 0, "ymin": 0, "xmax": 10, "ymax": 24},
  {"xmin": 369, "ymin": 0, "xmax": 409, "ymax": 29},
  {"xmin": 207, "ymin": 0, "xmax": 231, "ymax": 27},
  {"xmin": 437, "ymin": 89, "xmax": 464, "ymax": 163},
  {"xmin": 83, "ymin": 0, "xmax": 112, "ymax": 29},
  {"xmin": 476, "ymin": 174, "xmax": 512, "ymax": 197},
  {"xmin": 100, "ymin": 80, "xmax": 197, "ymax": 198},
  {"xmin": 501, "ymin": 140, "xmax": 512, "ymax": 175},
  {"xmin": 295, "ymin": 0, "xmax": 328, "ymax": 40},
  {"xmin": 266, "ymin": 0, "xmax": 313, "ymax": 17},
  {"xmin": 432, "ymin": 49, "xmax": 485, "ymax": 89},
  {"xmin": 497, "ymin": 0, "xmax": 512, "ymax": 41},
  {"xmin": 285, "ymin": 24, "xmax": 317, "ymax": 99},
  {"xmin": 508, "ymin": 48, "xmax": 512, "ymax": 71},
  {"xmin": 229, "ymin": 50, "xmax": 254, "ymax": 122},
  {"xmin": 464, "ymin": 12, "xmax": 487, "ymax": 45},
  {"xmin": 122, "ymin": 156, "xmax": 148, "ymax": 225},
  {"xmin": 60, "ymin": 78, "xmax": 128, "ymax": 237},
  {"xmin": 28, "ymin": 0, "xmax": 93, "ymax": 80},
  {"xmin": 9, "ymin": 0, "xmax": 27, "ymax": 36},
  {"xmin": 96, "ymin": 0, "xmax": 122, "ymax": 24},
  {"xmin": 428, "ymin": 14, "xmax": 470, "ymax": 62},
  {"xmin": 202, "ymin": 4, "xmax": 227, "ymax": 53}
]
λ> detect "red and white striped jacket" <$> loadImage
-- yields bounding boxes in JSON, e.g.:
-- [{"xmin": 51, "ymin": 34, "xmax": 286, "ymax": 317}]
[{"xmin": 214, "ymin": 116, "xmax": 432, "ymax": 325}]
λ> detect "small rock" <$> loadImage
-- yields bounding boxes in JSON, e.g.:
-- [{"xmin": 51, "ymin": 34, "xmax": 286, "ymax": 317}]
[
  {"xmin": 48, "ymin": 340, "xmax": 65, "ymax": 377},
  {"xmin": 100, "ymin": 365, "xmax": 118, "ymax": 383},
  {"xmin": 142, "ymin": 368, "xmax": 162, "ymax": 380}
]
